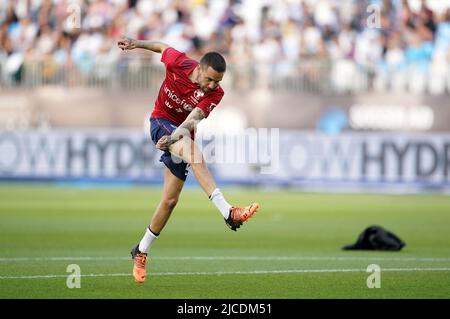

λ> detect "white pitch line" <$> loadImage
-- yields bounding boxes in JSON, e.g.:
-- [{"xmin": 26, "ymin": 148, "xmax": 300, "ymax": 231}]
[
  {"xmin": 0, "ymin": 257, "xmax": 130, "ymax": 262},
  {"xmin": 1, "ymin": 268, "xmax": 450, "ymax": 280},
  {"xmin": 155, "ymin": 256, "xmax": 450, "ymax": 262},
  {"xmin": 1, "ymin": 256, "xmax": 450, "ymax": 262}
]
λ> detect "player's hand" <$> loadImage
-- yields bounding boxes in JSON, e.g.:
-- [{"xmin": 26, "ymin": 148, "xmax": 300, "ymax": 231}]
[
  {"xmin": 156, "ymin": 135, "xmax": 172, "ymax": 151},
  {"xmin": 118, "ymin": 37, "xmax": 137, "ymax": 51}
]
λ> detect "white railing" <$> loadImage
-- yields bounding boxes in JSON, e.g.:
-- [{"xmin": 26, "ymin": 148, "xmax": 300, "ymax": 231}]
[
  {"xmin": 1, "ymin": 57, "xmax": 450, "ymax": 95},
  {"xmin": 0, "ymin": 56, "xmax": 332, "ymax": 93}
]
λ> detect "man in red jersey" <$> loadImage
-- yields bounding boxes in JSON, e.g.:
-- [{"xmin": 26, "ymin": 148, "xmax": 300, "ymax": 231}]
[{"xmin": 118, "ymin": 37, "xmax": 260, "ymax": 283}]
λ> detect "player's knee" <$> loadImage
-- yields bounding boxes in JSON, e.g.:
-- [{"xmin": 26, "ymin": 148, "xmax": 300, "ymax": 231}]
[{"xmin": 162, "ymin": 196, "xmax": 179, "ymax": 210}]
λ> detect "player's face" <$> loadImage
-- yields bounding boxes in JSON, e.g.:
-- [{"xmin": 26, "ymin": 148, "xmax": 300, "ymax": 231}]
[{"xmin": 197, "ymin": 66, "xmax": 224, "ymax": 93}]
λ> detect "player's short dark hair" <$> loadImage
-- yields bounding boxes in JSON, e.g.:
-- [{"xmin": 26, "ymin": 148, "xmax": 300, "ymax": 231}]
[{"xmin": 200, "ymin": 52, "xmax": 226, "ymax": 73}]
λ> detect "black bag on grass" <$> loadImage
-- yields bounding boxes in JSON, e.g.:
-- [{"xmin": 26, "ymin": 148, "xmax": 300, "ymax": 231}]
[{"xmin": 342, "ymin": 225, "xmax": 406, "ymax": 251}]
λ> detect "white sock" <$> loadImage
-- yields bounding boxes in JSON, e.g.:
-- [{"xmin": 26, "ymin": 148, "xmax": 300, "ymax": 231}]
[
  {"xmin": 210, "ymin": 188, "xmax": 231, "ymax": 219},
  {"xmin": 138, "ymin": 227, "xmax": 158, "ymax": 253}
]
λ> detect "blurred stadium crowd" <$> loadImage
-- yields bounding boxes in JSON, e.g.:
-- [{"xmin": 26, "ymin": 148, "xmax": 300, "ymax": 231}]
[{"xmin": 1, "ymin": 0, "xmax": 450, "ymax": 93}]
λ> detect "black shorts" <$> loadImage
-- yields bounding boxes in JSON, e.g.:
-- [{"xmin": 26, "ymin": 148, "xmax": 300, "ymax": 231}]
[{"xmin": 150, "ymin": 117, "xmax": 189, "ymax": 181}]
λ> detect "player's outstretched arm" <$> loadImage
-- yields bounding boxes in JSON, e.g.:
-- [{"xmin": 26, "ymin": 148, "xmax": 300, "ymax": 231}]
[{"xmin": 117, "ymin": 37, "xmax": 169, "ymax": 53}]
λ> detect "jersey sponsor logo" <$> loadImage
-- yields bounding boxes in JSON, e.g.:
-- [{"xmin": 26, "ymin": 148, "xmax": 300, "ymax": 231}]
[
  {"xmin": 163, "ymin": 85, "xmax": 194, "ymax": 112},
  {"xmin": 165, "ymin": 101, "xmax": 173, "ymax": 109}
]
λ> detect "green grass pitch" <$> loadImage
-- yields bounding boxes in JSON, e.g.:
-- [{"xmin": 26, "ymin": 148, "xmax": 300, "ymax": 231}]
[{"xmin": 0, "ymin": 184, "xmax": 450, "ymax": 299}]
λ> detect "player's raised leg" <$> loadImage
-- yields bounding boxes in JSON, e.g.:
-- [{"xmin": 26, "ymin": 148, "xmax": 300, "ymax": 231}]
[
  {"xmin": 169, "ymin": 136, "xmax": 259, "ymax": 231},
  {"xmin": 131, "ymin": 167, "xmax": 185, "ymax": 283}
]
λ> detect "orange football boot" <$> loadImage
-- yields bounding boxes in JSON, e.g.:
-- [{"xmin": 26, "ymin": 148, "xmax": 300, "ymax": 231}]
[
  {"xmin": 225, "ymin": 203, "xmax": 260, "ymax": 231},
  {"xmin": 131, "ymin": 245, "xmax": 147, "ymax": 283}
]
